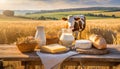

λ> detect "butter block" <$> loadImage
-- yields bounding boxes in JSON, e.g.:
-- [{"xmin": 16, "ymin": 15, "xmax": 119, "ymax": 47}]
[{"xmin": 41, "ymin": 44, "xmax": 68, "ymax": 53}]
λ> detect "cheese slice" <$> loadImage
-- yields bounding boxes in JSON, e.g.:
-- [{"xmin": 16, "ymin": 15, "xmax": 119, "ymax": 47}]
[{"xmin": 41, "ymin": 44, "xmax": 68, "ymax": 53}]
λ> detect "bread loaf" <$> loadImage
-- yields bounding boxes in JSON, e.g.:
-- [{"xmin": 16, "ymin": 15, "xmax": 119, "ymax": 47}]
[{"xmin": 89, "ymin": 34, "xmax": 107, "ymax": 49}]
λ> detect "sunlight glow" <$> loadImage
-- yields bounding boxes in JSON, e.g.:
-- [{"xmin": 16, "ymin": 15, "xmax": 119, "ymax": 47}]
[{"xmin": 0, "ymin": 0, "xmax": 6, "ymax": 3}]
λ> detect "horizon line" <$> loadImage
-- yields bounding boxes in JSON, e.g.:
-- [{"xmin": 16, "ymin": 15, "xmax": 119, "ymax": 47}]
[{"xmin": 0, "ymin": 6, "xmax": 120, "ymax": 11}]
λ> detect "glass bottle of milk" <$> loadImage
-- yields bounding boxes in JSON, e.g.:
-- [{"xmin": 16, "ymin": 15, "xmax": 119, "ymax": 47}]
[
  {"xmin": 35, "ymin": 26, "xmax": 46, "ymax": 49},
  {"xmin": 59, "ymin": 28, "xmax": 74, "ymax": 47}
]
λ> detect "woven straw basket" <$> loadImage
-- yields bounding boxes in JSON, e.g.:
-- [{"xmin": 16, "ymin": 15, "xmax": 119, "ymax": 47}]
[{"xmin": 16, "ymin": 43, "xmax": 38, "ymax": 52}]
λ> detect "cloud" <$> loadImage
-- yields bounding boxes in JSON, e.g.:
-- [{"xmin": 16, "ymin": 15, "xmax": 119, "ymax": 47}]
[
  {"xmin": 0, "ymin": 0, "xmax": 120, "ymax": 10},
  {"xmin": 93, "ymin": 0, "xmax": 111, "ymax": 3}
]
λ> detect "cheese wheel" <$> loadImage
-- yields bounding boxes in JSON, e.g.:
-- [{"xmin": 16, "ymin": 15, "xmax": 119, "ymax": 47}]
[{"xmin": 75, "ymin": 40, "xmax": 92, "ymax": 49}]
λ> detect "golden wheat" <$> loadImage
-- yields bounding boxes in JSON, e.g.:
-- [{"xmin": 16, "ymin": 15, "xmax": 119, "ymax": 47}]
[{"xmin": 0, "ymin": 19, "xmax": 120, "ymax": 44}]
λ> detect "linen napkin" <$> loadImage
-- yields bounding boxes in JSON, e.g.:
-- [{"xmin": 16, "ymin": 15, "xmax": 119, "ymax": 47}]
[{"xmin": 36, "ymin": 51, "xmax": 78, "ymax": 69}]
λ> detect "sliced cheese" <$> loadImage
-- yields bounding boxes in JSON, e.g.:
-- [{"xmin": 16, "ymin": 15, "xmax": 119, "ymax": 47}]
[{"xmin": 41, "ymin": 44, "xmax": 67, "ymax": 53}]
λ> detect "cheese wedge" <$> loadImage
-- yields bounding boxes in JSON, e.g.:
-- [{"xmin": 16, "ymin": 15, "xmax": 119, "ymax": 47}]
[{"xmin": 41, "ymin": 44, "xmax": 67, "ymax": 53}]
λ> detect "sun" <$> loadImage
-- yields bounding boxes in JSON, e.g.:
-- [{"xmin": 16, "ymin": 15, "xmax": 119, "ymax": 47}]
[{"xmin": 0, "ymin": 0, "xmax": 6, "ymax": 3}]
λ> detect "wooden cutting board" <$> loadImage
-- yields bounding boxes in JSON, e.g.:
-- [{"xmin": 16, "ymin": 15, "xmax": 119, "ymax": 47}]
[{"xmin": 76, "ymin": 48, "xmax": 109, "ymax": 55}]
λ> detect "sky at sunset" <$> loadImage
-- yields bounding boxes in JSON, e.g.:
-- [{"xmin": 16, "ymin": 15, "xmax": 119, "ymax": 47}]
[{"xmin": 0, "ymin": 0, "xmax": 120, "ymax": 10}]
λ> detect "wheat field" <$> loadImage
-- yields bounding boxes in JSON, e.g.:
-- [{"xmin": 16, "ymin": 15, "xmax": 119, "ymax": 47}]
[
  {"xmin": 0, "ymin": 18, "xmax": 120, "ymax": 44},
  {"xmin": 0, "ymin": 18, "xmax": 120, "ymax": 69}
]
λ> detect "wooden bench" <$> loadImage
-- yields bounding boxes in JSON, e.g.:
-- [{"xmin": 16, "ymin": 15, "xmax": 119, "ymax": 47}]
[{"xmin": 0, "ymin": 44, "xmax": 120, "ymax": 69}]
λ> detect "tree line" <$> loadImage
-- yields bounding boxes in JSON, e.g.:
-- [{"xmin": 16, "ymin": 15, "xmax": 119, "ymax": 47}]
[
  {"xmin": 26, "ymin": 7, "xmax": 120, "ymax": 14},
  {"xmin": 85, "ymin": 13, "xmax": 118, "ymax": 18},
  {"xmin": 18, "ymin": 13, "xmax": 118, "ymax": 20},
  {"xmin": 18, "ymin": 16, "xmax": 58, "ymax": 20}
]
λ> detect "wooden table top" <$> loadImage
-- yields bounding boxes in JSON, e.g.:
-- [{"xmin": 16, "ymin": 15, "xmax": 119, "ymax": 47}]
[{"xmin": 0, "ymin": 44, "xmax": 120, "ymax": 62}]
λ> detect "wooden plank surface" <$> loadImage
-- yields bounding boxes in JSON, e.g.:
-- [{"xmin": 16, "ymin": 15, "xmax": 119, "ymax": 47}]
[
  {"xmin": 0, "ymin": 44, "xmax": 39, "ymax": 61},
  {"xmin": 70, "ymin": 45, "xmax": 120, "ymax": 62},
  {"xmin": 0, "ymin": 44, "xmax": 120, "ymax": 62}
]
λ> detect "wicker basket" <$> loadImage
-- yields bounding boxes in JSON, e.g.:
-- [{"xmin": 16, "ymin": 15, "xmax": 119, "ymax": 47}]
[{"xmin": 16, "ymin": 43, "xmax": 38, "ymax": 52}]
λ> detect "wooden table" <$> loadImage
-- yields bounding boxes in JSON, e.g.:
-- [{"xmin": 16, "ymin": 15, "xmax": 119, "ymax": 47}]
[{"xmin": 0, "ymin": 44, "xmax": 120, "ymax": 69}]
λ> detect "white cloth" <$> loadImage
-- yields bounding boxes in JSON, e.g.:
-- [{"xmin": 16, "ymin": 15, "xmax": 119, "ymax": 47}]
[{"xmin": 36, "ymin": 51, "xmax": 78, "ymax": 69}]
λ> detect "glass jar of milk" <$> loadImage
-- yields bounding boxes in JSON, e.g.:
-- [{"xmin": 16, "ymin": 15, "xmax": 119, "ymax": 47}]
[{"xmin": 59, "ymin": 28, "xmax": 74, "ymax": 47}]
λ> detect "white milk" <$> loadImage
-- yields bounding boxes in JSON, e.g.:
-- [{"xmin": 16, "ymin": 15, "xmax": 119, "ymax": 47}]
[
  {"xmin": 59, "ymin": 29, "xmax": 74, "ymax": 47},
  {"xmin": 35, "ymin": 26, "xmax": 46, "ymax": 48}
]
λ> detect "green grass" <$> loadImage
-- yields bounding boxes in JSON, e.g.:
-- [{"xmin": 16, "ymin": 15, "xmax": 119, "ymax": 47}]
[
  {"xmin": 0, "ymin": 10, "xmax": 119, "ymax": 21},
  {"xmin": 94, "ymin": 11, "xmax": 120, "ymax": 17},
  {"xmin": 24, "ymin": 11, "xmax": 104, "ymax": 20},
  {"xmin": 0, "ymin": 10, "xmax": 120, "ymax": 21},
  {"xmin": 23, "ymin": 10, "xmax": 120, "ymax": 20}
]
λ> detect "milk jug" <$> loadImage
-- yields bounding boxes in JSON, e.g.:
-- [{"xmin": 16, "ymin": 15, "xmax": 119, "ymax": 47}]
[
  {"xmin": 35, "ymin": 26, "xmax": 46, "ymax": 48},
  {"xmin": 59, "ymin": 28, "xmax": 74, "ymax": 47}
]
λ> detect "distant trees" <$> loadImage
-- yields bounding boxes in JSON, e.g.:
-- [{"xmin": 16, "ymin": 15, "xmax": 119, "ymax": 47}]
[
  {"xmin": 32, "ymin": 16, "xmax": 58, "ymax": 20},
  {"xmin": 85, "ymin": 13, "xmax": 117, "ymax": 18},
  {"xmin": 18, "ymin": 16, "xmax": 58, "ymax": 20},
  {"xmin": 112, "ymin": 15, "xmax": 116, "ymax": 18},
  {"xmin": 3, "ymin": 10, "xmax": 14, "ymax": 16}
]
